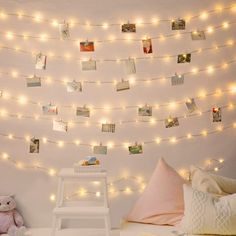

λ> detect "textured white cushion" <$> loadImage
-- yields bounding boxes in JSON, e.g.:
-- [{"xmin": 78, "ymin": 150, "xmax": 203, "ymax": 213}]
[
  {"xmin": 181, "ymin": 184, "xmax": 236, "ymax": 235},
  {"xmin": 191, "ymin": 166, "xmax": 236, "ymax": 195}
]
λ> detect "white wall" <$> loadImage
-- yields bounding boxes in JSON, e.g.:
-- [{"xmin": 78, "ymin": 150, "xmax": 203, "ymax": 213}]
[{"xmin": 0, "ymin": 0, "xmax": 236, "ymax": 229}]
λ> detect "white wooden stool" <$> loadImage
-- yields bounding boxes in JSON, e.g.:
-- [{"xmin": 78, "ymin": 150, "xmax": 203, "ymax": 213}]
[{"xmin": 52, "ymin": 169, "xmax": 111, "ymax": 236}]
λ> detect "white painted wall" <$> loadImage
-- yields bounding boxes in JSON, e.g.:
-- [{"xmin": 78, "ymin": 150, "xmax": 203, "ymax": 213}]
[{"xmin": 0, "ymin": 0, "xmax": 236, "ymax": 229}]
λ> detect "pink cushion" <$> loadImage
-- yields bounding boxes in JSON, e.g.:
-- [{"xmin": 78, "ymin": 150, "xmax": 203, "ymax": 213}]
[{"xmin": 126, "ymin": 158, "xmax": 187, "ymax": 225}]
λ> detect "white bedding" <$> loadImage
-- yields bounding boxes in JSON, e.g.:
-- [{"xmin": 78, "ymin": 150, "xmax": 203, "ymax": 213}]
[{"xmin": 121, "ymin": 222, "xmax": 180, "ymax": 236}]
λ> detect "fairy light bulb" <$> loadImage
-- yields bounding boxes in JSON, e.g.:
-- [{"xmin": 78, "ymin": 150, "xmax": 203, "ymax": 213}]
[
  {"xmin": 6, "ymin": 31, "xmax": 14, "ymax": 40},
  {"xmin": 49, "ymin": 169, "xmax": 56, "ymax": 176},
  {"xmin": 40, "ymin": 34, "xmax": 48, "ymax": 41},
  {"xmin": 200, "ymin": 12, "xmax": 208, "ymax": 20},
  {"xmin": 207, "ymin": 65, "xmax": 214, "ymax": 74},
  {"xmin": 102, "ymin": 23, "xmax": 108, "ymax": 29},
  {"xmin": 187, "ymin": 133, "xmax": 192, "ymax": 139},
  {"xmin": 42, "ymin": 137, "xmax": 48, "ymax": 143},
  {"xmin": 58, "ymin": 141, "xmax": 64, "ymax": 147},
  {"xmin": 8, "ymin": 134, "xmax": 13, "ymax": 139},
  {"xmin": 214, "ymin": 167, "xmax": 219, "ymax": 172},
  {"xmin": 219, "ymin": 158, "xmax": 224, "ymax": 163},
  {"xmin": 51, "ymin": 19, "xmax": 59, "ymax": 27},
  {"xmin": 223, "ymin": 22, "xmax": 229, "ymax": 29},
  {"xmin": 78, "ymin": 188, "xmax": 87, "ymax": 197},
  {"xmin": 125, "ymin": 187, "xmax": 132, "ymax": 194},
  {"xmin": 50, "ymin": 194, "xmax": 56, "ymax": 202},
  {"xmin": 95, "ymin": 191, "xmax": 101, "ymax": 197},
  {"xmin": 16, "ymin": 162, "xmax": 23, "ymax": 169},
  {"xmin": 207, "ymin": 26, "xmax": 214, "ymax": 33},
  {"xmin": 155, "ymin": 138, "xmax": 161, "ymax": 144},
  {"xmin": 2, "ymin": 153, "xmax": 9, "ymax": 160},
  {"xmin": 18, "ymin": 96, "xmax": 27, "ymax": 105},
  {"xmin": 34, "ymin": 13, "xmax": 43, "ymax": 22},
  {"xmin": 202, "ymin": 130, "xmax": 208, "ymax": 136},
  {"xmin": 170, "ymin": 137, "xmax": 177, "ymax": 143}
]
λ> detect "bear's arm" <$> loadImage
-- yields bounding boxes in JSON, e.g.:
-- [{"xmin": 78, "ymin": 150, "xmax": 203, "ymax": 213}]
[{"xmin": 13, "ymin": 210, "xmax": 24, "ymax": 227}]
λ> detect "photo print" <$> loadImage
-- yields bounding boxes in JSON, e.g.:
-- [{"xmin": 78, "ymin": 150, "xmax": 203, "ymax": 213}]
[
  {"xmin": 138, "ymin": 105, "xmax": 152, "ymax": 116},
  {"xmin": 121, "ymin": 23, "xmax": 136, "ymax": 33},
  {"xmin": 172, "ymin": 19, "xmax": 186, "ymax": 30},
  {"xmin": 186, "ymin": 98, "xmax": 198, "ymax": 113},
  {"xmin": 29, "ymin": 138, "xmax": 39, "ymax": 154},
  {"xmin": 26, "ymin": 75, "xmax": 41, "ymax": 87},
  {"xmin": 53, "ymin": 120, "xmax": 68, "ymax": 132},
  {"xmin": 191, "ymin": 30, "xmax": 206, "ymax": 40},
  {"xmin": 129, "ymin": 143, "xmax": 143, "ymax": 155},
  {"xmin": 165, "ymin": 116, "xmax": 179, "ymax": 128},
  {"xmin": 116, "ymin": 79, "xmax": 130, "ymax": 92},
  {"xmin": 35, "ymin": 53, "xmax": 47, "ymax": 70},
  {"xmin": 81, "ymin": 59, "xmax": 97, "ymax": 71},
  {"xmin": 212, "ymin": 107, "xmax": 222, "ymax": 122},
  {"xmin": 177, "ymin": 53, "xmax": 191, "ymax": 63},
  {"xmin": 59, "ymin": 21, "xmax": 70, "ymax": 40},
  {"xmin": 171, "ymin": 73, "xmax": 184, "ymax": 86},
  {"xmin": 102, "ymin": 123, "xmax": 115, "ymax": 133},
  {"xmin": 80, "ymin": 41, "xmax": 95, "ymax": 52},
  {"xmin": 93, "ymin": 144, "xmax": 108, "ymax": 155},
  {"xmin": 67, "ymin": 80, "xmax": 82, "ymax": 92},
  {"xmin": 42, "ymin": 104, "xmax": 58, "ymax": 115},
  {"xmin": 125, "ymin": 58, "xmax": 136, "ymax": 75},
  {"xmin": 142, "ymin": 38, "xmax": 153, "ymax": 54},
  {"xmin": 76, "ymin": 106, "xmax": 90, "ymax": 117}
]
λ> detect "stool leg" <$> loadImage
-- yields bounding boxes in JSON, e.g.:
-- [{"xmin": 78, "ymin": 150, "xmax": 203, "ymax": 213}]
[{"xmin": 104, "ymin": 215, "xmax": 111, "ymax": 236}]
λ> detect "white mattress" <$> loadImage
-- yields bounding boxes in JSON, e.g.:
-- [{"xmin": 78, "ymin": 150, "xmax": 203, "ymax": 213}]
[{"xmin": 121, "ymin": 222, "xmax": 179, "ymax": 236}]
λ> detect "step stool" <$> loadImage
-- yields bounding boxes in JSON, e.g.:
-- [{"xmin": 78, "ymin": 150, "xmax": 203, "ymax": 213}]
[{"xmin": 52, "ymin": 168, "xmax": 111, "ymax": 236}]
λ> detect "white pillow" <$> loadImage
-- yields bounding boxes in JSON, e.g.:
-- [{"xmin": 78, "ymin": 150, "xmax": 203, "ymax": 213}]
[
  {"xmin": 181, "ymin": 184, "xmax": 236, "ymax": 235},
  {"xmin": 191, "ymin": 166, "xmax": 236, "ymax": 195}
]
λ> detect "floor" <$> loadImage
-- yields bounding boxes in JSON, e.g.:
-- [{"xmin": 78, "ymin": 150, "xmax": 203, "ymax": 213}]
[{"xmin": 25, "ymin": 228, "xmax": 120, "ymax": 236}]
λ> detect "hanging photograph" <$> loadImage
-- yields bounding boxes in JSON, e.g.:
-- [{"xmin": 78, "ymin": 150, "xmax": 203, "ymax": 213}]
[
  {"xmin": 138, "ymin": 105, "xmax": 152, "ymax": 116},
  {"xmin": 172, "ymin": 19, "xmax": 186, "ymax": 30},
  {"xmin": 128, "ymin": 144, "xmax": 143, "ymax": 154},
  {"xmin": 26, "ymin": 75, "xmax": 41, "ymax": 87},
  {"xmin": 93, "ymin": 145, "xmax": 108, "ymax": 155},
  {"xmin": 29, "ymin": 138, "xmax": 40, "ymax": 154},
  {"xmin": 165, "ymin": 117, "xmax": 179, "ymax": 128},
  {"xmin": 171, "ymin": 74, "xmax": 184, "ymax": 86},
  {"xmin": 67, "ymin": 80, "xmax": 82, "ymax": 92},
  {"xmin": 116, "ymin": 80, "xmax": 130, "ymax": 92},
  {"xmin": 186, "ymin": 98, "xmax": 198, "ymax": 113},
  {"xmin": 42, "ymin": 104, "xmax": 58, "ymax": 115},
  {"xmin": 191, "ymin": 30, "xmax": 206, "ymax": 40},
  {"xmin": 121, "ymin": 23, "xmax": 136, "ymax": 33},
  {"xmin": 212, "ymin": 107, "xmax": 222, "ymax": 122},
  {"xmin": 80, "ymin": 41, "xmax": 95, "ymax": 52},
  {"xmin": 53, "ymin": 120, "xmax": 68, "ymax": 132},
  {"xmin": 35, "ymin": 53, "xmax": 47, "ymax": 70},
  {"xmin": 125, "ymin": 58, "xmax": 136, "ymax": 75},
  {"xmin": 142, "ymin": 38, "xmax": 153, "ymax": 54},
  {"xmin": 102, "ymin": 123, "xmax": 115, "ymax": 133},
  {"xmin": 59, "ymin": 21, "xmax": 70, "ymax": 40},
  {"xmin": 76, "ymin": 107, "xmax": 90, "ymax": 117},
  {"xmin": 81, "ymin": 60, "xmax": 97, "ymax": 71},
  {"xmin": 177, "ymin": 53, "xmax": 191, "ymax": 63}
]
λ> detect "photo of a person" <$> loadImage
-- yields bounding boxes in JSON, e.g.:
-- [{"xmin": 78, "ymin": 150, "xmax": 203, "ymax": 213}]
[{"xmin": 142, "ymin": 38, "xmax": 153, "ymax": 54}]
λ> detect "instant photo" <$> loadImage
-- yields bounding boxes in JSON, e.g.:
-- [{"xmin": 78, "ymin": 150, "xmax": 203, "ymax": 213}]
[
  {"xmin": 172, "ymin": 19, "xmax": 186, "ymax": 30},
  {"xmin": 125, "ymin": 58, "xmax": 136, "ymax": 75},
  {"xmin": 212, "ymin": 107, "xmax": 222, "ymax": 122},
  {"xmin": 177, "ymin": 53, "xmax": 191, "ymax": 63},
  {"xmin": 53, "ymin": 120, "xmax": 68, "ymax": 132},
  {"xmin": 121, "ymin": 23, "xmax": 136, "ymax": 33},
  {"xmin": 116, "ymin": 80, "xmax": 130, "ymax": 92},
  {"xmin": 102, "ymin": 123, "xmax": 115, "ymax": 133},
  {"xmin": 59, "ymin": 22, "xmax": 70, "ymax": 40},
  {"xmin": 26, "ymin": 75, "xmax": 41, "ymax": 87},
  {"xmin": 93, "ymin": 145, "xmax": 107, "ymax": 155},
  {"xmin": 42, "ymin": 104, "xmax": 58, "ymax": 115},
  {"xmin": 171, "ymin": 74, "xmax": 184, "ymax": 86},
  {"xmin": 81, "ymin": 60, "xmax": 96, "ymax": 71},
  {"xmin": 191, "ymin": 30, "xmax": 206, "ymax": 40},
  {"xmin": 35, "ymin": 53, "xmax": 47, "ymax": 70},
  {"xmin": 129, "ymin": 144, "xmax": 143, "ymax": 155},
  {"xmin": 165, "ymin": 117, "xmax": 179, "ymax": 128},
  {"xmin": 76, "ymin": 107, "xmax": 90, "ymax": 117},
  {"xmin": 186, "ymin": 98, "xmax": 198, "ymax": 113},
  {"xmin": 142, "ymin": 38, "xmax": 153, "ymax": 54},
  {"xmin": 80, "ymin": 41, "xmax": 95, "ymax": 52},
  {"xmin": 138, "ymin": 106, "xmax": 152, "ymax": 116},
  {"xmin": 67, "ymin": 81, "xmax": 82, "ymax": 92},
  {"xmin": 29, "ymin": 138, "xmax": 39, "ymax": 154}
]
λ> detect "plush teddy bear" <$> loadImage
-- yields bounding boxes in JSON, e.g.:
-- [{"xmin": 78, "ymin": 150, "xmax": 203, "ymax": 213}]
[{"xmin": 0, "ymin": 195, "xmax": 25, "ymax": 236}]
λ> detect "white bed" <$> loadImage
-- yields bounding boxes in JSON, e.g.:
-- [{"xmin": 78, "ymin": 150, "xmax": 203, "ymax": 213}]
[{"xmin": 121, "ymin": 222, "xmax": 181, "ymax": 236}]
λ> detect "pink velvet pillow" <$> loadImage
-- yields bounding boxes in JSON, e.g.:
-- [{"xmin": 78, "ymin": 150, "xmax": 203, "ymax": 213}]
[{"xmin": 126, "ymin": 158, "xmax": 187, "ymax": 225}]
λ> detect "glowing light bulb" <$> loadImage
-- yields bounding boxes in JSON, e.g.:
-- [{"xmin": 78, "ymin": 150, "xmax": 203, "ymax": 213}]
[
  {"xmin": 8, "ymin": 134, "xmax": 13, "ymax": 139},
  {"xmin": 201, "ymin": 130, "xmax": 208, "ymax": 136},
  {"xmin": 2, "ymin": 153, "xmax": 8, "ymax": 160},
  {"xmin": 207, "ymin": 66, "xmax": 214, "ymax": 74},
  {"xmin": 51, "ymin": 19, "xmax": 59, "ymax": 27},
  {"xmin": 95, "ymin": 191, "xmax": 101, "ymax": 197},
  {"xmin": 187, "ymin": 133, "xmax": 192, "ymax": 139},
  {"xmin": 40, "ymin": 34, "xmax": 48, "ymax": 41},
  {"xmin": 34, "ymin": 13, "xmax": 43, "ymax": 22},
  {"xmin": 207, "ymin": 26, "xmax": 214, "ymax": 33},
  {"xmin": 58, "ymin": 141, "xmax": 64, "ymax": 147},
  {"xmin": 223, "ymin": 22, "xmax": 229, "ymax": 29},
  {"xmin": 170, "ymin": 137, "xmax": 177, "ymax": 143},
  {"xmin": 155, "ymin": 138, "xmax": 161, "ymax": 144},
  {"xmin": 214, "ymin": 167, "xmax": 219, "ymax": 172},
  {"xmin": 125, "ymin": 187, "xmax": 132, "ymax": 194},
  {"xmin": 200, "ymin": 12, "xmax": 208, "ymax": 20},
  {"xmin": 18, "ymin": 96, "xmax": 27, "ymax": 105},
  {"xmin": 102, "ymin": 23, "xmax": 108, "ymax": 29},
  {"xmin": 50, "ymin": 194, "xmax": 56, "ymax": 202},
  {"xmin": 6, "ymin": 31, "xmax": 14, "ymax": 40},
  {"xmin": 49, "ymin": 169, "xmax": 56, "ymax": 176},
  {"xmin": 219, "ymin": 158, "xmax": 224, "ymax": 163}
]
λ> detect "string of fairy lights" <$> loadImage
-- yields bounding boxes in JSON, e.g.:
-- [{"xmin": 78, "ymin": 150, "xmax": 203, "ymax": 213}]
[
  {"xmin": 0, "ymin": 20, "xmax": 235, "ymax": 44},
  {"xmin": 0, "ymin": 102, "xmax": 235, "ymax": 127},
  {"xmin": 0, "ymin": 40, "xmax": 235, "ymax": 64},
  {"xmin": 0, "ymin": 3, "xmax": 235, "ymax": 28},
  {"xmin": 0, "ymin": 151, "xmax": 226, "ymax": 200}
]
